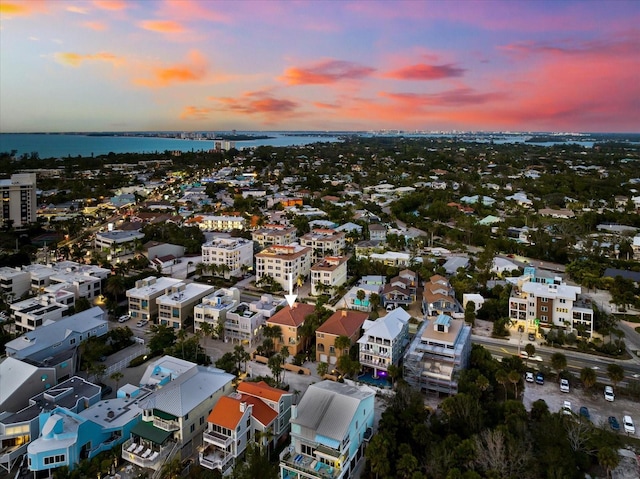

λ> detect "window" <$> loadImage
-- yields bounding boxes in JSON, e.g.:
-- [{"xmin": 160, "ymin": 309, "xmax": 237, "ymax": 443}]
[
  {"xmin": 190, "ymin": 424, "xmax": 195, "ymax": 433},
  {"xmin": 541, "ymin": 306, "xmax": 548, "ymax": 312},
  {"xmin": 200, "ymin": 417, "xmax": 205, "ymax": 425}
]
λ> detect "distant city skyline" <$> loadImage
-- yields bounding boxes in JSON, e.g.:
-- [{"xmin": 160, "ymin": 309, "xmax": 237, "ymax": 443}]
[{"xmin": 1, "ymin": 0, "xmax": 638, "ymax": 133}]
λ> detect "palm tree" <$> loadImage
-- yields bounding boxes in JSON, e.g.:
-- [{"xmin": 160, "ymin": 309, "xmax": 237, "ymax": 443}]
[
  {"xmin": 550, "ymin": 352, "xmax": 567, "ymax": 378},
  {"xmin": 104, "ymin": 275, "xmax": 126, "ymax": 305},
  {"xmin": 334, "ymin": 335, "xmax": 352, "ymax": 358},
  {"xmin": 508, "ymin": 370, "xmax": 520, "ymax": 398},
  {"xmin": 524, "ymin": 343, "xmax": 536, "ymax": 367},
  {"xmin": 606, "ymin": 363, "xmax": 624, "ymax": 387},
  {"xmin": 317, "ymin": 362, "xmax": 329, "ymax": 378},
  {"xmin": 387, "ymin": 364, "xmax": 400, "ymax": 387},
  {"xmin": 580, "ymin": 367, "xmax": 597, "ymax": 391},
  {"xmin": 495, "ymin": 369, "xmax": 508, "ymax": 401},
  {"xmin": 110, "ymin": 371, "xmax": 124, "ymax": 391},
  {"xmin": 597, "ymin": 447, "xmax": 619, "ymax": 479},
  {"xmin": 233, "ymin": 345, "xmax": 250, "ymax": 373},
  {"xmin": 160, "ymin": 456, "xmax": 182, "ymax": 479}
]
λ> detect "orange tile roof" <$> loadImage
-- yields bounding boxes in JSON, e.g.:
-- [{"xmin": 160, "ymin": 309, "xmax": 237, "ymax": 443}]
[
  {"xmin": 240, "ymin": 394, "xmax": 277, "ymax": 427},
  {"xmin": 237, "ymin": 380, "xmax": 289, "ymax": 403},
  {"xmin": 316, "ymin": 310, "xmax": 368, "ymax": 337},
  {"xmin": 207, "ymin": 396, "xmax": 246, "ymax": 430},
  {"xmin": 266, "ymin": 303, "xmax": 314, "ymax": 328}
]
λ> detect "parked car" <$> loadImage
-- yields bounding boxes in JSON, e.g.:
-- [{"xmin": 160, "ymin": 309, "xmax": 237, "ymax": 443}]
[
  {"xmin": 604, "ymin": 385, "xmax": 615, "ymax": 402},
  {"xmin": 528, "ymin": 333, "xmax": 536, "ymax": 341},
  {"xmin": 608, "ymin": 416, "xmax": 620, "ymax": 431},
  {"xmin": 118, "ymin": 314, "xmax": 131, "ymax": 323},
  {"xmin": 579, "ymin": 406, "xmax": 591, "ymax": 422},
  {"xmin": 525, "ymin": 372, "xmax": 534, "ymax": 383},
  {"xmin": 535, "ymin": 372, "xmax": 544, "ymax": 385},
  {"xmin": 562, "ymin": 400, "xmax": 572, "ymax": 415},
  {"xmin": 622, "ymin": 415, "xmax": 635, "ymax": 435},
  {"xmin": 560, "ymin": 378, "xmax": 570, "ymax": 393},
  {"xmin": 136, "ymin": 319, "xmax": 149, "ymax": 327}
]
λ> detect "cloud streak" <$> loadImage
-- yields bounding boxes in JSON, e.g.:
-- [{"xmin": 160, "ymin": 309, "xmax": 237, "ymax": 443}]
[
  {"xmin": 133, "ymin": 50, "xmax": 209, "ymax": 88},
  {"xmin": 54, "ymin": 51, "xmax": 123, "ymax": 67},
  {"xmin": 138, "ymin": 20, "xmax": 185, "ymax": 34},
  {"xmin": 384, "ymin": 63, "xmax": 465, "ymax": 80},
  {"xmin": 281, "ymin": 59, "xmax": 375, "ymax": 85}
]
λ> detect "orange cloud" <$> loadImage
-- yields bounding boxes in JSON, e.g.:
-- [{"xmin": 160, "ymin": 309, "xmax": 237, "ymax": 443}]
[
  {"xmin": 381, "ymin": 88, "xmax": 507, "ymax": 107},
  {"xmin": 133, "ymin": 50, "xmax": 208, "ymax": 88},
  {"xmin": 204, "ymin": 90, "xmax": 301, "ymax": 124},
  {"xmin": 180, "ymin": 106, "xmax": 215, "ymax": 121},
  {"xmin": 55, "ymin": 52, "xmax": 123, "ymax": 67},
  {"xmin": 92, "ymin": 0, "xmax": 127, "ymax": 11},
  {"xmin": 0, "ymin": 1, "xmax": 47, "ymax": 16},
  {"xmin": 66, "ymin": 5, "xmax": 88, "ymax": 14},
  {"xmin": 83, "ymin": 21, "xmax": 107, "ymax": 31},
  {"xmin": 139, "ymin": 20, "xmax": 185, "ymax": 34},
  {"xmin": 384, "ymin": 63, "xmax": 465, "ymax": 80},
  {"xmin": 281, "ymin": 59, "xmax": 375, "ymax": 85},
  {"xmin": 160, "ymin": 0, "xmax": 231, "ymax": 23}
]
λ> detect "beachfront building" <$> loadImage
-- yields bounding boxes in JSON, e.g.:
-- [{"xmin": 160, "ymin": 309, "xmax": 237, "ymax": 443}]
[
  {"xmin": 190, "ymin": 215, "xmax": 246, "ymax": 232},
  {"xmin": 126, "ymin": 276, "xmax": 183, "ymax": 323},
  {"xmin": 279, "ymin": 381, "xmax": 374, "ymax": 479},
  {"xmin": 310, "ymin": 256, "xmax": 348, "ymax": 296},
  {"xmin": 252, "ymin": 224, "xmax": 297, "ymax": 248},
  {"xmin": 403, "ymin": 314, "xmax": 472, "ymax": 396},
  {"xmin": 256, "ymin": 244, "xmax": 313, "ymax": 291},
  {"xmin": 0, "ymin": 173, "xmax": 37, "ymax": 229},
  {"xmin": 156, "ymin": 282, "xmax": 216, "ymax": 330},
  {"xmin": 315, "ymin": 310, "xmax": 368, "ymax": 365},
  {"xmin": 202, "ymin": 237, "xmax": 254, "ymax": 277}
]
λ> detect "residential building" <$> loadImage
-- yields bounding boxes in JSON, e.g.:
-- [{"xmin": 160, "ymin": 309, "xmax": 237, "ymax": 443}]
[
  {"xmin": 381, "ymin": 271, "xmax": 417, "ymax": 310},
  {"xmin": 310, "ymin": 256, "xmax": 348, "ymax": 296},
  {"xmin": 341, "ymin": 276, "xmax": 384, "ymax": 312},
  {"xmin": 0, "ymin": 267, "xmax": 31, "ymax": 303},
  {"xmin": 0, "ymin": 358, "xmax": 59, "ymax": 420},
  {"xmin": 47, "ymin": 270, "xmax": 103, "ymax": 302},
  {"xmin": 265, "ymin": 303, "xmax": 315, "ymax": 357},
  {"xmin": 422, "ymin": 275, "xmax": 463, "ymax": 319},
  {"xmin": 279, "ymin": 381, "xmax": 374, "ymax": 479},
  {"xmin": 193, "ymin": 288, "xmax": 240, "ymax": 335},
  {"xmin": 144, "ymin": 241, "xmax": 185, "ymax": 262},
  {"xmin": 368, "ymin": 251, "xmax": 416, "ymax": 267},
  {"xmin": 126, "ymin": 276, "xmax": 183, "ymax": 323},
  {"xmin": 122, "ymin": 363, "xmax": 234, "ymax": 470},
  {"xmin": 368, "ymin": 223, "xmax": 387, "ymax": 241},
  {"xmin": 11, "ymin": 293, "xmax": 71, "ymax": 333},
  {"xmin": 316, "ymin": 310, "xmax": 368, "ymax": 365},
  {"xmin": 252, "ymin": 224, "xmax": 297, "ymax": 248},
  {"xmin": 156, "ymin": 282, "xmax": 216, "ymax": 329},
  {"xmin": 0, "ymin": 173, "xmax": 37, "ymax": 229},
  {"xmin": 94, "ymin": 230, "xmax": 145, "ymax": 259},
  {"xmin": 403, "ymin": 314, "xmax": 472, "ymax": 395},
  {"xmin": 202, "ymin": 237, "xmax": 254, "ymax": 277},
  {"xmin": 256, "ymin": 244, "xmax": 312, "ymax": 291},
  {"xmin": 200, "ymin": 381, "xmax": 292, "ymax": 474},
  {"xmin": 299, "ymin": 229, "xmax": 346, "ymax": 262},
  {"xmin": 357, "ymin": 307, "xmax": 411, "ymax": 379},
  {"xmin": 190, "ymin": 215, "xmax": 246, "ymax": 232},
  {"xmin": 0, "ymin": 377, "xmax": 100, "ymax": 474},
  {"xmin": 509, "ymin": 276, "xmax": 594, "ymax": 337}
]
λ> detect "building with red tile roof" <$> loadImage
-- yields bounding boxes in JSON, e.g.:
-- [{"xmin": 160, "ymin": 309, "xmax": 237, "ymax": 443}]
[
  {"xmin": 265, "ymin": 303, "xmax": 315, "ymax": 356},
  {"xmin": 315, "ymin": 310, "xmax": 369, "ymax": 364}
]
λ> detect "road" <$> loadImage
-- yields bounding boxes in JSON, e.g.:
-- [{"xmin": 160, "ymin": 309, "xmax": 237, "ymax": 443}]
[{"xmin": 473, "ymin": 335, "xmax": 640, "ymax": 386}]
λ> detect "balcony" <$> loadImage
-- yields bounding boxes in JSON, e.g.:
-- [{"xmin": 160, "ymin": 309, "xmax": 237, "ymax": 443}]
[
  {"xmin": 359, "ymin": 357, "xmax": 389, "ymax": 369},
  {"xmin": 280, "ymin": 450, "xmax": 340, "ymax": 479},
  {"xmin": 152, "ymin": 417, "xmax": 179, "ymax": 432},
  {"xmin": 199, "ymin": 445, "xmax": 234, "ymax": 472},
  {"xmin": 121, "ymin": 437, "xmax": 174, "ymax": 471},
  {"xmin": 203, "ymin": 430, "xmax": 233, "ymax": 449}
]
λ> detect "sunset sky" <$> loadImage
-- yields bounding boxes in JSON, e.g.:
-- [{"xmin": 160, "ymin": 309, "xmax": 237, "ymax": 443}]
[{"xmin": 1, "ymin": 0, "xmax": 638, "ymax": 133}]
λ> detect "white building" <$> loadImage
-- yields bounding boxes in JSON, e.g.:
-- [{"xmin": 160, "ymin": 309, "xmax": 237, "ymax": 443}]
[
  {"xmin": 358, "ymin": 307, "xmax": 411, "ymax": 378},
  {"xmin": 0, "ymin": 267, "xmax": 31, "ymax": 303},
  {"xmin": 202, "ymin": 237, "xmax": 254, "ymax": 277},
  {"xmin": 192, "ymin": 215, "xmax": 246, "ymax": 232},
  {"xmin": 94, "ymin": 230, "xmax": 145, "ymax": 259},
  {"xmin": 193, "ymin": 288, "xmax": 240, "ymax": 335},
  {"xmin": 299, "ymin": 229, "xmax": 346, "ymax": 262},
  {"xmin": 310, "ymin": 256, "xmax": 348, "ymax": 296},
  {"xmin": 255, "ymin": 244, "xmax": 312, "ymax": 291},
  {"xmin": 126, "ymin": 276, "xmax": 183, "ymax": 323},
  {"xmin": 11, "ymin": 293, "xmax": 71, "ymax": 332},
  {"xmin": 0, "ymin": 173, "xmax": 37, "ymax": 228},
  {"xmin": 156, "ymin": 282, "xmax": 216, "ymax": 329},
  {"xmin": 251, "ymin": 224, "xmax": 297, "ymax": 248}
]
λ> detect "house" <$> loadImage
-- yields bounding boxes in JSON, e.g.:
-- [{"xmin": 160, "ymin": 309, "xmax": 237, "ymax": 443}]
[
  {"xmin": 422, "ymin": 275, "xmax": 463, "ymax": 318},
  {"xmin": 368, "ymin": 251, "xmax": 417, "ymax": 267},
  {"xmin": 202, "ymin": 237, "xmax": 254, "ymax": 277},
  {"xmin": 236, "ymin": 381, "xmax": 292, "ymax": 447},
  {"xmin": 126, "ymin": 276, "xmax": 183, "ymax": 323},
  {"xmin": 316, "ymin": 310, "xmax": 368, "ymax": 365},
  {"xmin": 442, "ymin": 256, "xmax": 469, "ymax": 276},
  {"xmin": 265, "ymin": 303, "xmax": 315, "ymax": 357},
  {"xmin": 0, "ymin": 358, "xmax": 59, "ymax": 419},
  {"xmin": 341, "ymin": 276, "xmax": 383, "ymax": 312},
  {"xmin": 299, "ymin": 229, "xmax": 346, "ymax": 262},
  {"xmin": 492, "ymin": 257, "xmax": 520, "ymax": 276},
  {"xmin": 381, "ymin": 273, "xmax": 416, "ymax": 310},
  {"xmin": 538, "ymin": 208, "xmax": 575, "ymax": 219},
  {"xmin": 368, "ymin": 223, "xmax": 387, "ymax": 241},
  {"xmin": 252, "ymin": 224, "xmax": 298, "ymax": 248},
  {"xmin": 46, "ymin": 270, "xmax": 103, "ymax": 303},
  {"xmin": 156, "ymin": 282, "xmax": 216, "ymax": 329},
  {"xmin": 404, "ymin": 314, "xmax": 472, "ymax": 395},
  {"xmin": 310, "ymin": 256, "xmax": 348, "ymax": 296},
  {"xmin": 357, "ymin": 307, "xmax": 411, "ymax": 379},
  {"xmin": 0, "ymin": 377, "xmax": 100, "ymax": 475},
  {"xmin": 193, "ymin": 288, "xmax": 240, "ymax": 336},
  {"xmin": 279, "ymin": 381, "xmax": 374, "ymax": 479},
  {"xmin": 256, "ymin": 244, "xmax": 313, "ymax": 291},
  {"xmin": 94, "ymin": 230, "xmax": 145, "ymax": 259}
]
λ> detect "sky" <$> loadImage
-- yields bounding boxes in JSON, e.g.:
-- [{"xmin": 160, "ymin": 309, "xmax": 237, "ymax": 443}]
[{"xmin": 0, "ymin": 0, "xmax": 639, "ymax": 133}]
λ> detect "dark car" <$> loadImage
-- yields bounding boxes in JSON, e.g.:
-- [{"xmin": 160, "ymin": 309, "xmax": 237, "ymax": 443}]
[
  {"xmin": 535, "ymin": 372, "xmax": 544, "ymax": 385},
  {"xmin": 608, "ymin": 416, "xmax": 620, "ymax": 431},
  {"xmin": 528, "ymin": 333, "xmax": 536, "ymax": 341},
  {"xmin": 579, "ymin": 406, "xmax": 591, "ymax": 421}
]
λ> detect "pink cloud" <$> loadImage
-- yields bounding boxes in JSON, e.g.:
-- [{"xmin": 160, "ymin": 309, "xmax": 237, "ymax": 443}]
[
  {"xmin": 205, "ymin": 91, "xmax": 302, "ymax": 124},
  {"xmin": 384, "ymin": 63, "xmax": 465, "ymax": 80},
  {"xmin": 92, "ymin": 0, "xmax": 127, "ymax": 11},
  {"xmin": 54, "ymin": 51, "xmax": 123, "ymax": 67},
  {"xmin": 82, "ymin": 21, "xmax": 107, "ymax": 31},
  {"xmin": 138, "ymin": 20, "xmax": 185, "ymax": 34},
  {"xmin": 281, "ymin": 59, "xmax": 375, "ymax": 85},
  {"xmin": 158, "ymin": 0, "xmax": 231, "ymax": 23},
  {"xmin": 381, "ymin": 88, "xmax": 507, "ymax": 107},
  {"xmin": 133, "ymin": 50, "xmax": 208, "ymax": 88}
]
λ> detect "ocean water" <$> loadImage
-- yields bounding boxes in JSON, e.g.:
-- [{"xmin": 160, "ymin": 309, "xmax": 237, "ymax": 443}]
[{"xmin": 0, "ymin": 133, "xmax": 342, "ymax": 159}]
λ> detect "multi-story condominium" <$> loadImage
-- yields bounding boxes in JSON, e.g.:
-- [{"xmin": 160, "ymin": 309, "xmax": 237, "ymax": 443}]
[
  {"xmin": 156, "ymin": 282, "xmax": 216, "ymax": 329},
  {"xmin": 381, "ymin": 270, "xmax": 417, "ymax": 310},
  {"xmin": 422, "ymin": 275, "xmax": 463, "ymax": 318},
  {"xmin": 316, "ymin": 310, "xmax": 368, "ymax": 365},
  {"xmin": 299, "ymin": 229, "xmax": 346, "ymax": 262},
  {"xmin": 310, "ymin": 256, "xmax": 348, "ymax": 296},
  {"xmin": 509, "ymin": 276, "xmax": 594, "ymax": 337},
  {"xmin": 265, "ymin": 303, "xmax": 315, "ymax": 357},
  {"xmin": 202, "ymin": 237, "xmax": 254, "ymax": 277},
  {"xmin": 223, "ymin": 294, "xmax": 287, "ymax": 347},
  {"xmin": 23, "ymin": 262, "xmax": 111, "ymax": 296},
  {"xmin": 368, "ymin": 223, "xmax": 387, "ymax": 241},
  {"xmin": 47, "ymin": 270, "xmax": 103, "ymax": 302},
  {"xmin": 0, "ymin": 173, "xmax": 37, "ymax": 229},
  {"xmin": 256, "ymin": 244, "xmax": 312, "ymax": 291},
  {"xmin": 122, "ymin": 363, "xmax": 234, "ymax": 470},
  {"xmin": 0, "ymin": 377, "xmax": 100, "ymax": 475},
  {"xmin": 193, "ymin": 288, "xmax": 240, "ymax": 335},
  {"xmin": 0, "ymin": 267, "xmax": 31, "ymax": 303},
  {"xmin": 252, "ymin": 224, "xmax": 297, "ymax": 248},
  {"xmin": 357, "ymin": 307, "xmax": 411, "ymax": 379},
  {"xmin": 11, "ymin": 293, "xmax": 71, "ymax": 332},
  {"xmin": 191, "ymin": 215, "xmax": 246, "ymax": 232},
  {"xmin": 403, "ymin": 314, "xmax": 472, "ymax": 395},
  {"xmin": 94, "ymin": 230, "xmax": 145, "ymax": 259},
  {"xmin": 279, "ymin": 381, "xmax": 374, "ymax": 479},
  {"xmin": 126, "ymin": 276, "xmax": 183, "ymax": 323},
  {"xmin": 200, "ymin": 381, "xmax": 292, "ymax": 475}
]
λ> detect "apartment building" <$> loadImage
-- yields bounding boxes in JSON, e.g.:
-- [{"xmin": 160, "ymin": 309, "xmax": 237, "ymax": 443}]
[
  {"xmin": 299, "ymin": 229, "xmax": 346, "ymax": 262},
  {"xmin": 193, "ymin": 288, "xmax": 240, "ymax": 335},
  {"xmin": 509, "ymin": 276, "xmax": 594, "ymax": 337},
  {"xmin": 404, "ymin": 314, "xmax": 472, "ymax": 395},
  {"xmin": 94, "ymin": 230, "xmax": 145, "ymax": 259},
  {"xmin": 192, "ymin": 215, "xmax": 246, "ymax": 231},
  {"xmin": 256, "ymin": 244, "xmax": 312, "ymax": 291},
  {"xmin": 357, "ymin": 307, "xmax": 411, "ymax": 379},
  {"xmin": 202, "ymin": 237, "xmax": 254, "ymax": 277},
  {"xmin": 48, "ymin": 270, "xmax": 103, "ymax": 302},
  {"xmin": 252, "ymin": 224, "xmax": 297, "ymax": 248},
  {"xmin": 0, "ymin": 173, "xmax": 37, "ymax": 229},
  {"xmin": 265, "ymin": 303, "xmax": 315, "ymax": 357},
  {"xmin": 156, "ymin": 282, "xmax": 216, "ymax": 329},
  {"xmin": 310, "ymin": 256, "xmax": 348, "ymax": 296},
  {"xmin": 11, "ymin": 293, "xmax": 71, "ymax": 332},
  {"xmin": 279, "ymin": 381, "xmax": 374, "ymax": 479},
  {"xmin": 126, "ymin": 276, "xmax": 183, "ymax": 323},
  {"xmin": 0, "ymin": 267, "xmax": 31, "ymax": 303},
  {"xmin": 316, "ymin": 310, "xmax": 368, "ymax": 365}
]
